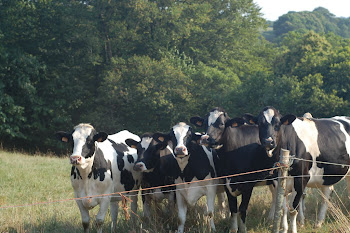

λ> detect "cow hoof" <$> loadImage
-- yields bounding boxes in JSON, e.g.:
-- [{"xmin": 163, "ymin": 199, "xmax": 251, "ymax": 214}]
[{"xmin": 315, "ymin": 222, "xmax": 323, "ymax": 228}]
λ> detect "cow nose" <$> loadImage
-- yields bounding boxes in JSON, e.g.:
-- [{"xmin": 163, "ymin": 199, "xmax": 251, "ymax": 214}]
[
  {"xmin": 133, "ymin": 163, "xmax": 144, "ymax": 171},
  {"xmin": 200, "ymin": 135, "xmax": 210, "ymax": 145},
  {"xmin": 264, "ymin": 138, "xmax": 274, "ymax": 148},
  {"xmin": 175, "ymin": 146, "xmax": 187, "ymax": 155},
  {"xmin": 70, "ymin": 155, "xmax": 82, "ymax": 164}
]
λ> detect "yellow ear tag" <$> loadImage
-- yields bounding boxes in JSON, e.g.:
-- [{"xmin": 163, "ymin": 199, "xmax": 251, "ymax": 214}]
[
  {"xmin": 158, "ymin": 136, "xmax": 165, "ymax": 142},
  {"xmin": 197, "ymin": 121, "xmax": 202, "ymax": 126},
  {"xmin": 249, "ymin": 119, "xmax": 254, "ymax": 124},
  {"xmin": 283, "ymin": 120, "xmax": 289, "ymax": 125},
  {"xmin": 62, "ymin": 137, "xmax": 68, "ymax": 142},
  {"xmin": 131, "ymin": 145, "xmax": 137, "ymax": 149},
  {"xmin": 232, "ymin": 122, "xmax": 238, "ymax": 127},
  {"xmin": 97, "ymin": 138, "xmax": 103, "ymax": 142}
]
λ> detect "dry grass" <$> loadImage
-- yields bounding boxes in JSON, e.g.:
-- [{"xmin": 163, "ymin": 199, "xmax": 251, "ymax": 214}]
[{"xmin": 0, "ymin": 151, "xmax": 349, "ymax": 232}]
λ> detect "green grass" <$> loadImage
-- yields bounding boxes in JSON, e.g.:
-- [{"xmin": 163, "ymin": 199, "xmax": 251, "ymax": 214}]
[{"xmin": 0, "ymin": 151, "xmax": 349, "ymax": 232}]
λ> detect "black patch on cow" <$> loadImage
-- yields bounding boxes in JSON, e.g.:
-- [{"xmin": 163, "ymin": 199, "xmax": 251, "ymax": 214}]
[
  {"xmin": 71, "ymin": 166, "xmax": 82, "ymax": 180},
  {"xmin": 178, "ymin": 142, "xmax": 216, "ymax": 182},
  {"xmin": 127, "ymin": 154, "xmax": 134, "ymax": 163},
  {"xmin": 87, "ymin": 148, "xmax": 112, "ymax": 181},
  {"xmin": 120, "ymin": 169, "xmax": 135, "ymax": 191},
  {"xmin": 109, "ymin": 139, "xmax": 129, "ymax": 171},
  {"xmin": 336, "ymin": 118, "xmax": 350, "ymax": 135}
]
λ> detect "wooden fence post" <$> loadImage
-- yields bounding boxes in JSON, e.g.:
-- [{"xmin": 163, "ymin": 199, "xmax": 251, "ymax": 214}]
[{"xmin": 272, "ymin": 148, "xmax": 290, "ymax": 233}]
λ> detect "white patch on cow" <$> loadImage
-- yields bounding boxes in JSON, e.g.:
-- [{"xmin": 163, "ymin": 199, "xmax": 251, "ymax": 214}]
[
  {"xmin": 225, "ymin": 178, "xmax": 241, "ymax": 197},
  {"xmin": 140, "ymin": 137, "xmax": 152, "ymax": 151},
  {"xmin": 203, "ymin": 146, "xmax": 216, "ymax": 176},
  {"xmin": 263, "ymin": 109, "xmax": 275, "ymax": 124},
  {"xmin": 332, "ymin": 116, "xmax": 350, "ymax": 158},
  {"xmin": 292, "ymin": 118, "xmax": 323, "ymax": 187},
  {"xmin": 173, "ymin": 122, "xmax": 190, "ymax": 155},
  {"xmin": 72, "ymin": 124, "xmax": 93, "ymax": 157},
  {"xmin": 208, "ymin": 110, "xmax": 224, "ymax": 126}
]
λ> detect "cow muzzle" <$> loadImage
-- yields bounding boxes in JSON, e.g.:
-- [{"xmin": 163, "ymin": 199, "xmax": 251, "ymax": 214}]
[
  {"xmin": 175, "ymin": 146, "xmax": 188, "ymax": 157},
  {"xmin": 200, "ymin": 135, "xmax": 217, "ymax": 148},
  {"xmin": 263, "ymin": 137, "xmax": 275, "ymax": 150},
  {"xmin": 133, "ymin": 162, "xmax": 146, "ymax": 172},
  {"xmin": 70, "ymin": 155, "xmax": 82, "ymax": 165}
]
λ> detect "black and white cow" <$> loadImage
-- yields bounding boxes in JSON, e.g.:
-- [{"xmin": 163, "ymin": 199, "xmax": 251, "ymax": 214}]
[
  {"xmin": 190, "ymin": 107, "xmax": 277, "ymax": 233},
  {"xmin": 153, "ymin": 122, "xmax": 222, "ymax": 233},
  {"xmin": 56, "ymin": 124, "xmax": 142, "ymax": 233},
  {"xmin": 253, "ymin": 106, "xmax": 350, "ymax": 233},
  {"xmin": 125, "ymin": 133, "xmax": 177, "ymax": 219}
]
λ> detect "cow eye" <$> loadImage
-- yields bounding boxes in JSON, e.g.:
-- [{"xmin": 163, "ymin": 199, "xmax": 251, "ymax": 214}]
[{"xmin": 274, "ymin": 125, "xmax": 280, "ymax": 131}]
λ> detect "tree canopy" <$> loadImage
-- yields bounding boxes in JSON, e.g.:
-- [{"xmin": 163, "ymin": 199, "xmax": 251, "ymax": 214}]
[{"xmin": 1, "ymin": 1, "xmax": 350, "ymax": 153}]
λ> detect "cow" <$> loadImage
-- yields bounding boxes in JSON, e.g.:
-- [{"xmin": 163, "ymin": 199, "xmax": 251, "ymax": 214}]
[
  {"xmin": 125, "ymin": 133, "xmax": 177, "ymax": 219},
  {"xmin": 190, "ymin": 107, "xmax": 278, "ymax": 233},
  {"xmin": 152, "ymin": 122, "xmax": 222, "ymax": 233},
  {"xmin": 252, "ymin": 106, "xmax": 350, "ymax": 233},
  {"xmin": 56, "ymin": 124, "xmax": 142, "ymax": 233}
]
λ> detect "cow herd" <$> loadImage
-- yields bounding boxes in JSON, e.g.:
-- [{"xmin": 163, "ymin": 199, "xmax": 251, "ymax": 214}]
[{"xmin": 56, "ymin": 106, "xmax": 350, "ymax": 233}]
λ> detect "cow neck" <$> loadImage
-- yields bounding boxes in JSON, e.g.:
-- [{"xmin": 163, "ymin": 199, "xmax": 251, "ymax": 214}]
[
  {"xmin": 175, "ymin": 154, "xmax": 190, "ymax": 172},
  {"xmin": 74, "ymin": 142, "xmax": 98, "ymax": 179}
]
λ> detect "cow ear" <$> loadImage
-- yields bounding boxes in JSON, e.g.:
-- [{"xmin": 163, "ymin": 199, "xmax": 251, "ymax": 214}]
[
  {"xmin": 280, "ymin": 114, "xmax": 296, "ymax": 125},
  {"xmin": 190, "ymin": 116, "xmax": 204, "ymax": 127},
  {"xmin": 125, "ymin": 139, "xmax": 139, "ymax": 149},
  {"xmin": 153, "ymin": 132, "xmax": 170, "ymax": 143},
  {"xmin": 242, "ymin": 113, "xmax": 257, "ymax": 125},
  {"xmin": 56, "ymin": 131, "xmax": 71, "ymax": 143},
  {"xmin": 226, "ymin": 118, "xmax": 245, "ymax": 128},
  {"xmin": 94, "ymin": 132, "xmax": 108, "ymax": 142}
]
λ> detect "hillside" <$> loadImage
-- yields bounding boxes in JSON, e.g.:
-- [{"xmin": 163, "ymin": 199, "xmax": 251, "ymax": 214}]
[{"xmin": 262, "ymin": 7, "xmax": 350, "ymax": 42}]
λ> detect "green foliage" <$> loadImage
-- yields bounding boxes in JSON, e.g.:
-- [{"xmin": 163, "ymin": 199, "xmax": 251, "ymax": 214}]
[
  {"xmin": 272, "ymin": 7, "xmax": 350, "ymax": 41},
  {"xmin": 1, "ymin": 1, "xmax": 350, "ymax": 152}
]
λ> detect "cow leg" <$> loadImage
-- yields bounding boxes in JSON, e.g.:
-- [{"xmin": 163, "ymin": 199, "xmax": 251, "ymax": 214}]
[
  {"xmin": 76, "ymin": 200, "xmax": 90, "ymax": 233},
  {"xmin": 176, "ymin": 192, "xmax": 187, "ymax": 233},
  {"xmin": 142, "ymin": 192, "xmax": 151, "ymax": 219},
  {"xmin": 238, "ymin": 188, "xmax": 253, "ymax": 233},
  {"xmin": 315, "ymin": 185, "xmax": 333, "ymax": 228},
  {"xmin": 206, "ymin": 185, "xmax": 217, "ymax": 231},
  {"xmin": 226, "ymin": 191, "xmax": 238, "ymax": 233},
  {"xmin": 297, "ymin": 194, "xmax": 306, "ymax": 227},
  {"xmin": 110, "ymin": 201, "xmax": 119, "ymax": 232},
  {"xmin": 347, "ymin": 174, "xmax": 350, "ymax": 198},
  {"xmin": 217, "ymin": 188, "xmax": 227, "ymax": 218},
  {"xmin": 130, "ymin": 190, "xmax": 139, "ymax": 222},
  {"xmin": 267, "ymin": 183, "xmax": 277, "ymax": 221},
  {"xmin": 95, "ymin": 199, "xmax": 110, "ymax": 233},
  {"xmin": 280, "ymin": 196, "xmax": 289, "ymax": 233}
]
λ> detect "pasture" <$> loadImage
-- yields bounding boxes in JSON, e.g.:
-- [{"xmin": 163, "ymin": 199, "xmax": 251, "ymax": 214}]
[{"xmin": 0, "ymin": 151, "xmax": 349, "ymax": 233}]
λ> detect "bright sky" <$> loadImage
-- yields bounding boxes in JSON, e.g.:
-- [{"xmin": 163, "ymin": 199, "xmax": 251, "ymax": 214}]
[{"xmin": 254, "ymin": 0, "xmax": 350, "ymax": 21}]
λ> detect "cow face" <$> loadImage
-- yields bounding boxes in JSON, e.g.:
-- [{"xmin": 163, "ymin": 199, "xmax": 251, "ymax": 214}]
[
  {"xmin": 154, "ymin": 122, "xmax": 201, "ymax": 159},
  {"xmin": 256, "ymin": 107, "xmax": 296, "ymax": 156},
  {"xmin": 126, "ymin": 135, "xmax": 167, "ymax": 172},
  {"xmin": 190, "ymin": 107, "xmax": 243, "ymax": 148},
  {"xmin": 56, "ymin": 123, "xmax": 108, "ymax": 165}
]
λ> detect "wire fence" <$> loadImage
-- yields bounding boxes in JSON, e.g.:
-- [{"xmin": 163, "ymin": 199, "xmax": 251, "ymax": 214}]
[{"xmin": 0, "ymin": 156, "xmax": 349, "ymax": 210}]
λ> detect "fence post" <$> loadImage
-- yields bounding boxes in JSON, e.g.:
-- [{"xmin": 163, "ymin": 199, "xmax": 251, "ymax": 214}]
[{"xmin": 272, "ymin": 148, "xmax": 290, "ymax": 233}]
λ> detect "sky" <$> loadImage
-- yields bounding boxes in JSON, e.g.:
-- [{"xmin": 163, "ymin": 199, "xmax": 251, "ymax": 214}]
[{"xmin": 253, "ymin": 0, "xmax": 350, "ymax": 21}]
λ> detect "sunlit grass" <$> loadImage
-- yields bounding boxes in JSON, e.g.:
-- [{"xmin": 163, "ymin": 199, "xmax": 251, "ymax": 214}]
[{"xmin": 0, "ymin": 151, "xmax": 349, "ymax": 232}]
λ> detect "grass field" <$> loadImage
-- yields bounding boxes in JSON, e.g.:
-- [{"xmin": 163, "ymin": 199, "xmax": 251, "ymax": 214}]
[{"xmin": 0, "ymin": 151, "xmax": 349, "ymax": 233}]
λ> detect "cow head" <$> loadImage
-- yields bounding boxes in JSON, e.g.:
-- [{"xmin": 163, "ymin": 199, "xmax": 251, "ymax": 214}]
[
  {"xmin": 126, "ymin": 134, "xmax": 168, "ymax": 172},
  {"xmin": 56, "ymin": 123, "xmax": 108, "ymax": 166},
  {"xmin": 153, "ymin": 122, "xmax": 201, "ymax": 159},
  {"xmin": 255, "ymin": 107, "xmax": 296, "ymax": 157},
  {"xmin": 190, "ymin": 107, "xmax": 244, "ymax": 149}
]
